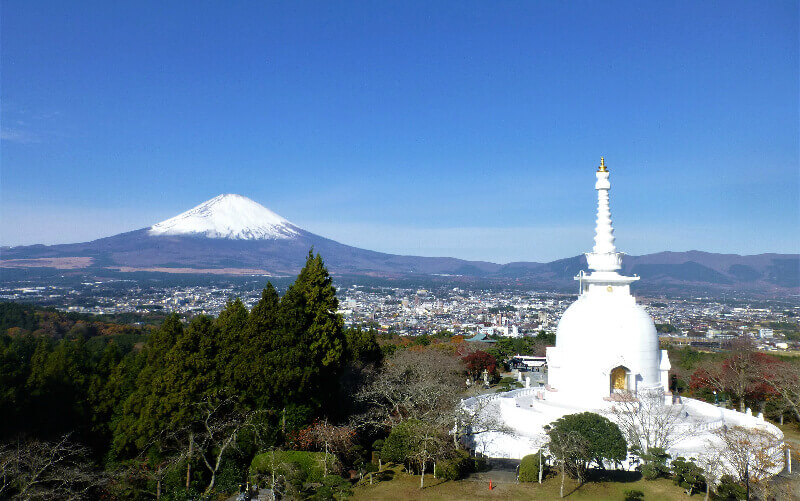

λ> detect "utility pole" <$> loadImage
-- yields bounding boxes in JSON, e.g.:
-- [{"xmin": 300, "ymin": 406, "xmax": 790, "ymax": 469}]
[
  {"xmin": 539, "ymin": 449, "xmax": 543, "ymax": 484},
  {"xmin": 186, "ymin": 431, "xmax": 194, "ymax": 490}
]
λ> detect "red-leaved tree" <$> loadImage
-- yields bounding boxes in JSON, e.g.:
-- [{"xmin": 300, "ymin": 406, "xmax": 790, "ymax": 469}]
[
  {"xmin": 462, "ymin": 351, "xmax": 498, "ymax": 380},
  {"xmin": 690, "ymin": 341, "xmax": 779, "ymax": 413}
]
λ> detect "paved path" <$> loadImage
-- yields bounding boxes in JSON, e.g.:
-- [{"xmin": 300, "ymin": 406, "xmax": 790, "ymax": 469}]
[{"xmin": 464, "ymin": 458, "xmax": 520, "ymax": 485}]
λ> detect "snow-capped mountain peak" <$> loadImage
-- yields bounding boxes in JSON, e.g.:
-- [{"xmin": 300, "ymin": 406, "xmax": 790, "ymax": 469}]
[{"xmin": 148, "ymin": 194, "xmax": 300, "ymax": 240}]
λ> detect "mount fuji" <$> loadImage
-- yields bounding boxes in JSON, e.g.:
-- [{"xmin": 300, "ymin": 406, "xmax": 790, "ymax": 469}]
[
  {"xmin": 148, "ymin": 194, "xmax": 300, "ymax": 241},
  {"xmin": 1, "ymin": 194, "xmax": 797, "ymax": 293},
  {"xmin": 1, "ymin": 194, "xmax": 500, "ymax": 277}
]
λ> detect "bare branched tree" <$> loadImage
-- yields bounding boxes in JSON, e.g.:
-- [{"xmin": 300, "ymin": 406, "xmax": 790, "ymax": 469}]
[
  {"xmin": 709, "ymin": 425, "xmax": 784, "ymax": 500},
  {"xmin": 0, "ymin": 435, "xmax": 106, "ymax": 500},
  {"xmin": 304, "ymin": 419, "xmax": 355, "ymax": 476},
  {"xmin": 192, "ymin": 397, "xmax": 263, "ymax": 494},
  {"xmin": 608, "ymin": 390, "xmax": 689, "ymax": 456},
  {"xmin": 404, "ymin": 420, "xmax": 450, "ymax": 489},
  {"xmin": 0, "ymin": 442, "xmax": 16, "ymax": 499},
  {"xmin": 353, "ymin": 349, "xmax": 464, "ymax": 431},
  {"xmin": 695, "ymin": 453, "xmax": 724, "ymax": 501},
  {"xmin": 454, "ymin": 397, "xmax": 512, "ymax": 449},
  {"xmin": 546, "ymin": 429, "xmax": 589, "ymax": 498},
  {"xmin": 758, "ymin": 360, "xmax": 800, "ymax": 423}
]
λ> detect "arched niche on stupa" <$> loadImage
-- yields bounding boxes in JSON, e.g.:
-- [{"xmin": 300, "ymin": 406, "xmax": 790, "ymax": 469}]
[{"xmin": 610, "ymin": 365, "xmax": 631, "ymax": 394}]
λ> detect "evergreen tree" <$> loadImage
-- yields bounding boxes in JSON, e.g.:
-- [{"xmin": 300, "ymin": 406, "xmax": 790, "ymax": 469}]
[
  {"xmin": 249, "ymin": 283, "xmax": 280, "ymax": 336},
  {"xmin": 278, "ymin": 251, "xmax": 346, "ymax": 411},
  {"xmin": 26, "ymin": 337, "xmax": 91, "ymax": 438},
  {"xmin": 241, "ymin": 283, "xmax": 281, "ymax": 408},
  {"xmin": 155, "ymin": 315, "xmax": 222, "ymax": 427},
  {"xmin": 86, "ymin": 342, "xmax": 122, "ymax": 448},
  {"xmin": 112, "ymin": 315, "xmax": 186, "ymax": 453},
  {"xmin": 148, "ymin": 313, "xmax": 184, "ymax": 365},
  {"xmin": 0, "ymin": 334, "xmax": 36, "ymax": 436},
  {"xmin": 215, "ymin": 298, "xmax": 249, "ymax": 392},
  {"xmin": 344, "ymin": 327, "xmax": 382, "ymax": 365}
]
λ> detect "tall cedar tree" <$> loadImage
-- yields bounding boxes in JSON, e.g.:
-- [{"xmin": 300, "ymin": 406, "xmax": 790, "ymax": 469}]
[
  {"xmin": 113, "ymin": 314, "xmax": 186, "ymax": 453},
  {"xmin": 26, "ymin": 336, "xmax": 91, "ymax": 438},
  {"xmin": 110, "ymin": 253, "xmax": 347, "ymax": 461},
  {"xmin": 215, "ymin": 298, "xmax": 249, "ymax": 395},
  {"xmin": 240, "ymin": 283, "xmax": 281, "ymax": 408},
  {"xmin": 278, "ymin": 251, "xmax": 346, "ymax": 412},
  {"xmin": 154, "ymin": 315, "xmax": 221, "ymax": 427}
]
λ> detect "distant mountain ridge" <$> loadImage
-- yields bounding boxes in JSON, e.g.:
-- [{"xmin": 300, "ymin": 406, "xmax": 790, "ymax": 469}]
[{"xmin": 2, "ymin": 195, "xmax": 797, "ymax": 294}]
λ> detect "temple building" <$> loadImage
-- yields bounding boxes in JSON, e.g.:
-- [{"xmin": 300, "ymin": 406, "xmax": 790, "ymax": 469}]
[
  {"xmin": 462, "ymin": 159, "xmax": 785, "ymax": 474},
  {"xmin": 546, "ymin": 158, "xmax": 671, "ymax": 399}
]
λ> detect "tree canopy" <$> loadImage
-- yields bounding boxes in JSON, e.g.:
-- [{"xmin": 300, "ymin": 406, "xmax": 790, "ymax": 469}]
[{"xmin": 546, "ymin": 412, "xmax": 627, "ymax": 482}]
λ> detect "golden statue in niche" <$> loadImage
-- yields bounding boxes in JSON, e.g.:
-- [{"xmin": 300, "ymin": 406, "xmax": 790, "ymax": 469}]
[{"xmin": 611, "ymin": 366, "xmax": 627, "ymax": 391}]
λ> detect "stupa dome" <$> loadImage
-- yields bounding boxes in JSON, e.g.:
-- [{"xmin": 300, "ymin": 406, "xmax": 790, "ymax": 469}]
[
  {"xmin": 557, "ymin": 295, "xmax": 657, "ymax": 353},
  {"xmin": 553, "ymin": 293, "xmax": 661, "ymax": 396},
  {"xmin": 545, "ymin": 158, "xmax": 669, "ymax": 399}
]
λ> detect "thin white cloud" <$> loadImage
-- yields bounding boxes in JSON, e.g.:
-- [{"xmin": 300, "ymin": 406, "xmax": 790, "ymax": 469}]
[{"xmin": 0, "ymin": 128, "xmax": 40, "ymax": 144}]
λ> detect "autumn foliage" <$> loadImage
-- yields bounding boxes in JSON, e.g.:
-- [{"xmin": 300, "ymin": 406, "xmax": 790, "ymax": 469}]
[
  {"xmin": 462, "ymin": 350, "xmax": 498, "ymax": 380},
  {"xmin": 689, "ymin": 341, "xmax": 781, "ymax": 412}
]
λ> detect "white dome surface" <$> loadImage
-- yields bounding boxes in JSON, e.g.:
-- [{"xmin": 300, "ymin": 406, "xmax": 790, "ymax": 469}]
[
  {"xmin": 556, "ymin": 294, "xmax": 658, "ymax": 352},
  {"xmin": 548, "ymin": 291, "xmax": 662, "ymax": 399}
]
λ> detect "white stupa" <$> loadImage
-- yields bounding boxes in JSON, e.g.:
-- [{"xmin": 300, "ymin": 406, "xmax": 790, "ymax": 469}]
[
  {"xmin": 546, "ymin": 158, "xmax": 671, "ymax": 400},
  {"xmin": 462, "ymin": 159, "xmax": 785, "ymax": 476}
]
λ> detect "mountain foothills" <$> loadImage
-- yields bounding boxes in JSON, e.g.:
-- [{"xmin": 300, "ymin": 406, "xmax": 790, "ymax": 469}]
[{"xmin": 2, "ymin": 194, "xmax": 797, "ymax": 294}]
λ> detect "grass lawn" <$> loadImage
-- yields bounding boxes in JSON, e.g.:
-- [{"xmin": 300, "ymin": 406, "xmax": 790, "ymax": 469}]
[
  {"xmin": 776, "ymin": 422, "xmax": 800, "ymax": 464},
  {"xmin": 353, "ymin": 467, "xmax": 695, "ymax": 500}
]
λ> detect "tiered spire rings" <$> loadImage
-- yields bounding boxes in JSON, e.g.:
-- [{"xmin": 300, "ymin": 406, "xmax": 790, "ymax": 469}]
[{"xmin": 585, "ymin": 157, "xmax": 625, "ymax": 273}]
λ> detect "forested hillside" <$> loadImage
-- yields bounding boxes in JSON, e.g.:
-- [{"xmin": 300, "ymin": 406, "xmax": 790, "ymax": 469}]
[
  {"xmin": 0, "ymin": 301, "xmax": 158, "ymax": 340},
  {"xmin": 0, "ymin": 252, "xmax": 387, "ymax": 499}
]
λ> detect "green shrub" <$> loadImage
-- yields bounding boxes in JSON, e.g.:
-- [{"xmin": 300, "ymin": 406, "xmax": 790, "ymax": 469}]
[
  {"xmin": 670, "ymin": 456, "xmax": 705, "ymax": 495},
  {"xmin": 716, "ymin": 475, "xmax": 747, "ymax": 500},
  {"xmin": 381, "ymin": 421, "xmax": 419, "ymax": 463},
  {"xmin": 518, "ymin": 451, "xmax": 547, "ymax": 482},
  {"xmin": 437, "ymin": 450, "xmax": 475, "ymax": 480},
  {"xmin": 310, "ymin": 474, "xmax": 351, "ymax": 500},
  {"xmin": 640, "ymin": 463, "xmax": 662, "ymax": 481},
  {"xmin": 623, "ymin": 489, "xmax": 645, "ymax": 501},
  {"xmin": 347, "ymin": 445, "xmax": 367, "ymax": 468},
  {"xmin": 160, "ymin": 460, "xmax": 202, "ymax": 499},
  {"xmin": 638, "ymin": 447, "xmax": 670, "ymax": 480},
  {"xmin": 250, "ymin": 450, "xmax": 337, "ymax": 486},
  {"xmin": 214, "ymin": 456, "xmax": 247, "ymax": 493},
  {"xmin": 497, "ymin": 376, "xmax": 521, "ymax": 392},
  {"xmin": 437, "ymin": 459, "xmax": 461, "ymax": 481}
]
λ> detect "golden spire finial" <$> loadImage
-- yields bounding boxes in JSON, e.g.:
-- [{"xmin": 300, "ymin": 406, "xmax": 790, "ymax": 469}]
[{"xmin": 598, "ymin": 156, "xmax": 608, "ymax": 172}]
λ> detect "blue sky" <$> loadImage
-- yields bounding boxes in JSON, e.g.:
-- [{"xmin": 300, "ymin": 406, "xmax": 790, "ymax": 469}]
[{"xmin": 2, "ymin": 1, "xmax": 798, "ymax": 262}]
